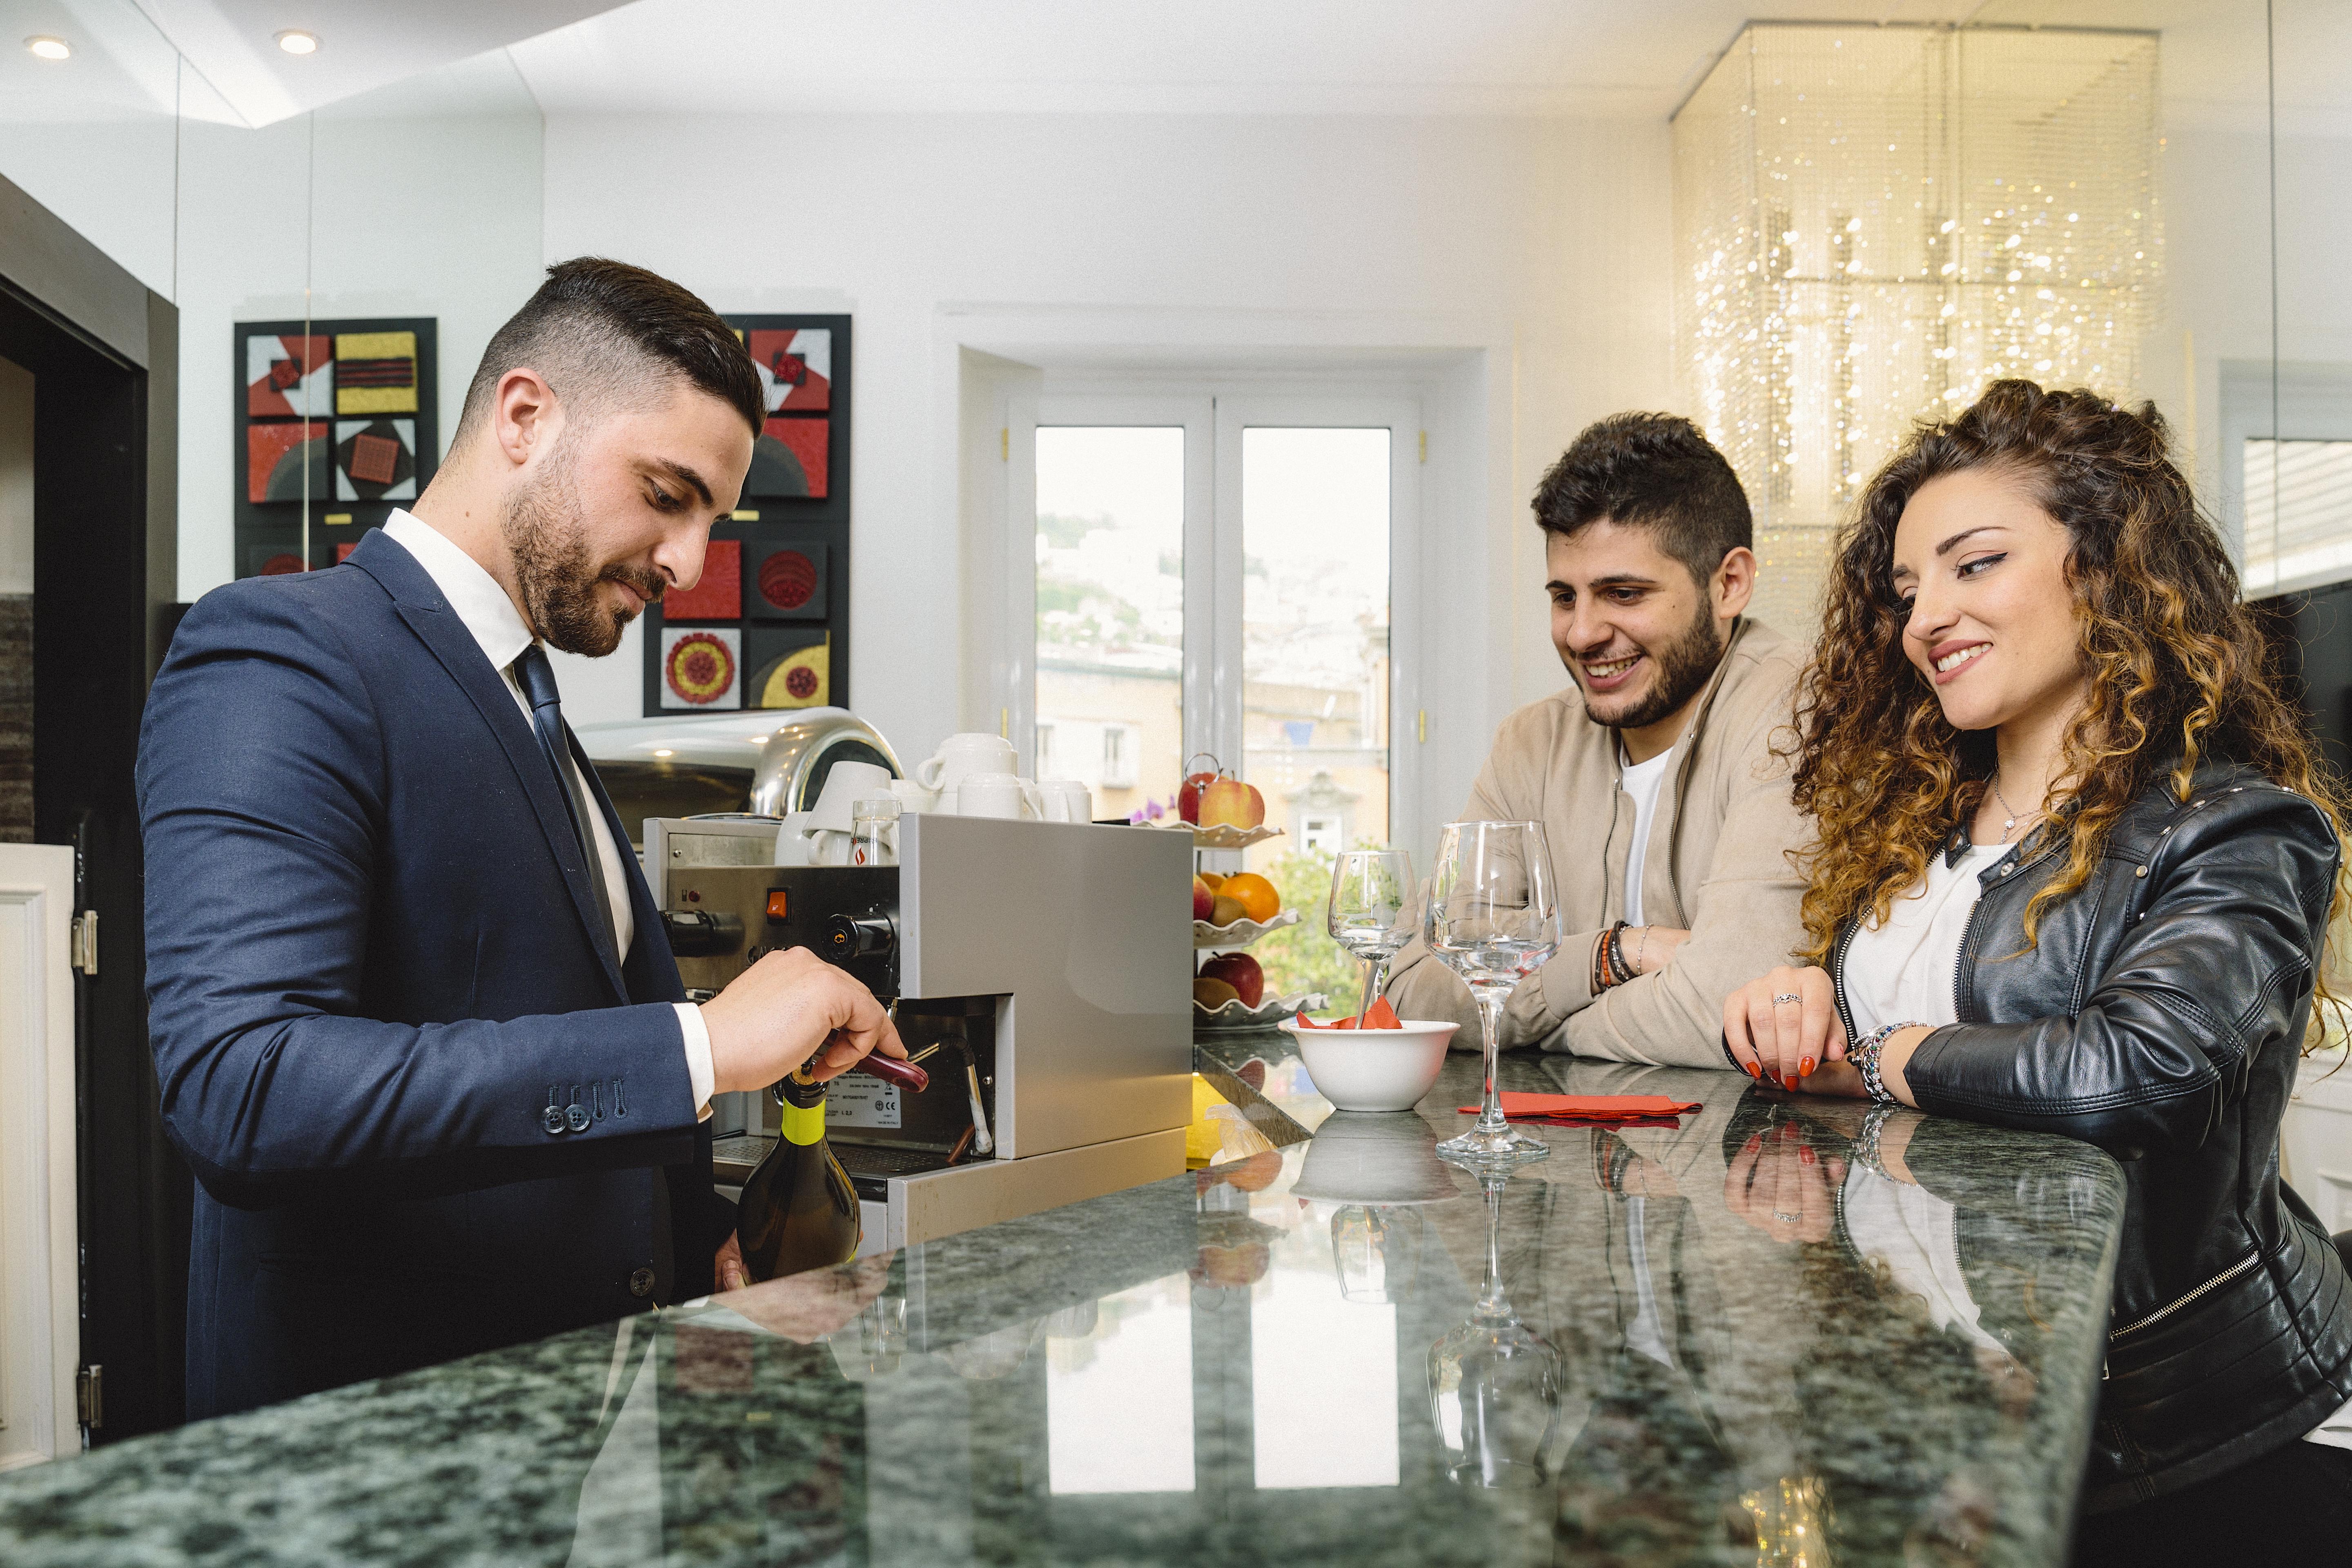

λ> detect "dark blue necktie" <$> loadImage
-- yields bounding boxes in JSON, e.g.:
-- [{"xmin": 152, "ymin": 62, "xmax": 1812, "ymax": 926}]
[{"xmin": 512, "ymin": 644, "xmax": 618, "ymax": 967}]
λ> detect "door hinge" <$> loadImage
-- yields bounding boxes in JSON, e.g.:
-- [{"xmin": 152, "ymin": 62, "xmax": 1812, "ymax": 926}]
[
  {"xmin": 1418, "ymin": 430, "xmax": 1427, "ymax": 464},
  {"xmin": 77, "ymin": 1365, "xmax": 103, "ymax": 1433},
  {"xmin": 1001, "ymin": 427, "xmax": 1009, "ymax": 461},
  {"xmin": 70, "ymin": 910, "xmax": 98, "ymax": 977}
]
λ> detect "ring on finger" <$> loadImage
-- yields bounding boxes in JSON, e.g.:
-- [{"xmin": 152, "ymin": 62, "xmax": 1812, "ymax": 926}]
[
  {"xmin": 1772, "ymin": 993, "xmax": 1801, "ymax": 1005},
  {"xmin": 1772, "ymin": 1210, "xmax": 1802, "ymax": 1222}
]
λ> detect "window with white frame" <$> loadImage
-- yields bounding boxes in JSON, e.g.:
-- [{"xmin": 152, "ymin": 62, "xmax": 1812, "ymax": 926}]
[{"xmin": 1022, "ymin": 391, "xmax": 1418, "ymax": 864}]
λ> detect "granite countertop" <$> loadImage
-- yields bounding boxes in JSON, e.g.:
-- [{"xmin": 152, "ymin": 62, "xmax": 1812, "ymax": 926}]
[{"xmin": 0, "ymin": 1040, "xmax": 2124, "ymax": 1567}]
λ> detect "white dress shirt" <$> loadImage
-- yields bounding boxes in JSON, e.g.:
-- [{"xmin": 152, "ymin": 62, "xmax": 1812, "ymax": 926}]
[{"xmin": 381, "ymin": 510, "xmax": 716, "ymax": 1118}]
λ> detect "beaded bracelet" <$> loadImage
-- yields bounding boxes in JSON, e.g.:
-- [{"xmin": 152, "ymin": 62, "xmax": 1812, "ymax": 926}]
[
  {"xmin": 1847, "ymin": 1021, "xmax": 1918, "ymax": 1105},
  {"xmin": 1851, "ymin": 1103, "xmax": 1900, "ymax": 1178}
]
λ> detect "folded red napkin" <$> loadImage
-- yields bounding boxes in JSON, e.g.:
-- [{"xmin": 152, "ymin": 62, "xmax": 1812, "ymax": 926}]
[{"xmin": 1455, "ymin": 1092, "xmax": 1701, "ymax": 1123}]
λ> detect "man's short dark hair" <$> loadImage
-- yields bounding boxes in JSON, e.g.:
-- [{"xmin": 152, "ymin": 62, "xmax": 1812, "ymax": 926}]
[
  {"xmin": 1532, "ymin": 413, "xmax": 1752, "ymax": 587},
  {"xmin": 455, "ymin": 257, "xmax": 764, "ymax": 445}
]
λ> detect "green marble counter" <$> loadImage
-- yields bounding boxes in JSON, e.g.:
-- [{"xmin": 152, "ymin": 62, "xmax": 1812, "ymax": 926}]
[{"xmin": 0, "ymin": 1042, "xmax": 2123, "ymax": 1566}]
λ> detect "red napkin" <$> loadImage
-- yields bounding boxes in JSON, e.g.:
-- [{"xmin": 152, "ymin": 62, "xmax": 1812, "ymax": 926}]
[
  {"xmin": 1296, "ymin": 998, "xmax": 1404, "ymax": 1030},
  {"xmin": 1455, "ymin": 1091, "xmax": 1701, "ymax": 1123}
]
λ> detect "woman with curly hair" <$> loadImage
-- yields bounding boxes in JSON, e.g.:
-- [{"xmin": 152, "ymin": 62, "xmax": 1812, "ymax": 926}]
[{"xmin": 1723, "ymin": 380, "xmax": 2352, "ymax": 1561}]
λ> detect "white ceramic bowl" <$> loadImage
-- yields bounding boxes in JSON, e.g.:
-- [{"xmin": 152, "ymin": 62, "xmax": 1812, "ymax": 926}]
[{"xmin": 1278, "ymin": 1018, "xmax": 1458, "ymax": 1113}]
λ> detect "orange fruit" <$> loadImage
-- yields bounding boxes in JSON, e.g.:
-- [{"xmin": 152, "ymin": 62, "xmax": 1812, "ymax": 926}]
[{"xmin": 1221, "ymin": 872, "xmax": 1279, "ymax": 924}]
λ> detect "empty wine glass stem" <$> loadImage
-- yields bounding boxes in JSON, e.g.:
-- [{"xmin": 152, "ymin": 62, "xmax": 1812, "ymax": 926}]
[
  {"xmin": 1473, "ymin": 985, "xmax": 1511, "ymax": 1134},
  {"xmin": 1354, "ymin": 954, "xmax": 1393, "ymax": 1027}
]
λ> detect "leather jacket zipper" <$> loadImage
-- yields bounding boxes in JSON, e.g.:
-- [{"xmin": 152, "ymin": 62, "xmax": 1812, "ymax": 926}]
[
  {"xmin": 1829, "ymin": 917, "xmax": 1859, "ymax": 1045},
  {"xmin": 2107, "ymin": 1247, "xmax": 2263, "ymax": 1343}
]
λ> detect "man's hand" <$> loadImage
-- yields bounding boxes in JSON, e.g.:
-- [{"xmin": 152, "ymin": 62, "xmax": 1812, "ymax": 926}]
[
  {"xmin": 715, "ymin": 1232, "xmax": 749, "ymax": 1294},
  {"xmin": 699, "ymin": 946, "xmax": 908, "ymax": 1097}
]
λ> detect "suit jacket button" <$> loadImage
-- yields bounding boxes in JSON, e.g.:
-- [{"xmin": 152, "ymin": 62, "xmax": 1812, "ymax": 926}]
[
  {"xmin": 542, "ymin": 1105, "xmax": 568, "ymax": 1136},
  {"xmin": 629, "ymin": 1267, "xmax": 656, "ymax": 1298},
  {"xmin": 566, "ymin": 1103, "xmax": 592, "ymax": 1134}
]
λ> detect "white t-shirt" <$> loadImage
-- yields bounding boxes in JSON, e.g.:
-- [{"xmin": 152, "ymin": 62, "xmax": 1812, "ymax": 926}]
[
  {"xmin": 1842, "ymin": 842, "xmax": 2004, "ymax": 1035},
  {"xmin": 1620, "ymin": 746, "xmax": 1676, "ymax": 928}
]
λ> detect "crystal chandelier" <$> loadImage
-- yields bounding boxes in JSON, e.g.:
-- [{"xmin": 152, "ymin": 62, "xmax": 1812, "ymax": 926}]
[{"xmin": 1673, "ymin": 22, "xmax": 2160, "ymax": 634}]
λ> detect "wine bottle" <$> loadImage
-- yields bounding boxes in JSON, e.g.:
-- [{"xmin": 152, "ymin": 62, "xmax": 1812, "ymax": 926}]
[{"xmin": 736, "ymin": 1069, "xmax": 862, "ymax": 1283}]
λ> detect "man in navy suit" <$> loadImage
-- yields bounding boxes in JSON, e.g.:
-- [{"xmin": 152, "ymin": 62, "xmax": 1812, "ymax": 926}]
[{"xmin": 140, "ymin": 258, "xmax": 904, "ymax": 1419}]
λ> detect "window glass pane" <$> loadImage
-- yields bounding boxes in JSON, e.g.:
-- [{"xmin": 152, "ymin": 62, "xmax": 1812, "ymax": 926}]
[
  {"xmin": 2243, "ymin": 438, "xmax": 2352, "ymax": 597},
  {"xmin": 1034, "ymin": 427, "xmax": 1185, "ymax": 821},
  {"xmin": 1238, "ymin": 427, "xmax": 1391, "ymax": 1009}
]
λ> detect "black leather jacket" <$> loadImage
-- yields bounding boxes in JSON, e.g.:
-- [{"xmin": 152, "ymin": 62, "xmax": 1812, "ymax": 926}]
[{"xmin": 1829, "ymin": 764, "xmax": 2352, "ymax": 1512}]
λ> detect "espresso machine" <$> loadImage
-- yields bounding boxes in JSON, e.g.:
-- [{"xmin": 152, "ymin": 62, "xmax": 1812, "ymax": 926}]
[{"xmin": 651, "ymin": 812, "xmax": 1193, "ymax": 1249}]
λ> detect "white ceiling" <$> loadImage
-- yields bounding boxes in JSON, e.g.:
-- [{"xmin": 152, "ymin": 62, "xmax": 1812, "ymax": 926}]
[
  {"xmin": 14, "ymin": 0, "xmax": 2346, "ymax": 129},
  {"xmin": 502, "ymin": 0, "xmax": 2341, "ymax": 121}
]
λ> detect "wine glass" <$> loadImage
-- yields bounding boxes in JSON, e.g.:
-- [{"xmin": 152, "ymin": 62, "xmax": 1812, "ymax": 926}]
[
  {"xmin": 1327, "ymin": 849, "xmax": 1416, "ymax": 1027},
  {"xmin": 1425, "ymin": 821, "xmax": 1560, "ymax": 1165},
  {"xmin": 1331, "ymin": 1203, "xmax": 1425, "ymax": 1304},
  {"xmin": 1427, "ymin": 1168, "xmax": 1561, "ymax": 1488}
]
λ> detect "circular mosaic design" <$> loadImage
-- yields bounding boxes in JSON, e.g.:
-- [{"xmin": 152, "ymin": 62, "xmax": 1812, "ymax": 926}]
[
  {"xmin": 758, "ymin": 549, "xmax": 818, "ymax": 611},
  {"xmin": 786, "ymin": 664, "xmax": 820, "ymax": 699},
  {"xmin": 261, "ymin": 553, "xmax": 307, "ymax": 576},
  {"xmin": 665, "ymin": 632, "xmax": 735, "ymax": 705}
]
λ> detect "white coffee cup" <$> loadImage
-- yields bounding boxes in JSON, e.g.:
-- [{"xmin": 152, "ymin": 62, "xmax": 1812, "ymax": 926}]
[
  {"xmin": 805, "ymin": 827, "xmax": 853, "ymax": 866},
  {"xmin": 771, "ymin": 811, "xmax": 815, "ymax": 866},
  {"xmin": 889, "ymin": 777, "xmax": 939, "ymax": 815},
  {"xmin": 1038, "ymin": 779, "xmax": 1092, "ymax": 823},
  {"xmin": 808, "ymin": 760, "xmax": 894, "ymax": 834},
  {"xmin": 913, "ymin": 733, "xmax": 1018, "ymax": 797},
  {"xmin": 959, "ymin": 772, "xmax": 1042, "ymax": 821}
]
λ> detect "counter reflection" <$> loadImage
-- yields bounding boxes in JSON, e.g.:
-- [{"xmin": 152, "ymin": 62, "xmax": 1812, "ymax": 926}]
[{"xmin": 552, "ymin": 1058, "xmax": 2114, "ymax": 1568}]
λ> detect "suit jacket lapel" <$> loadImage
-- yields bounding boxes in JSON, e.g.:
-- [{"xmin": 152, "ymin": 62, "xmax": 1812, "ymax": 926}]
[{"xmin": 349, "ymin": 530, "xmax": 629, "ymax": 1002}]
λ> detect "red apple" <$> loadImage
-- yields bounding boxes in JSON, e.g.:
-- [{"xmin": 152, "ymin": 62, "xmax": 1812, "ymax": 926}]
[
  {"xmin": 1193, "ymin": 875, "xmax": 1215, "ymax": 921},
  {"xmin": 1177, "ymin": 756, "xmax": 1223, "ymax": 824},
  {"xmin": 1199, "ymin": 951, "xmax": 1264, "ymax": 1008},
  {"xmin": 1198, "ymin": 776, "xmax": 1265, "ymax": 830}
]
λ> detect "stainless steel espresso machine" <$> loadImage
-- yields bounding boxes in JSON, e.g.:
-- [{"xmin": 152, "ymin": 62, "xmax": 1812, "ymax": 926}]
[{"xmin": 651, "ymin": 812, "xmax": 1193, "ymax": 1249}]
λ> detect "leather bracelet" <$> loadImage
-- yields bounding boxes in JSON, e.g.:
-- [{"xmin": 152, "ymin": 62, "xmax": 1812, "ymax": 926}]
[
  {"xmin": 1848, "ymin": 1022, "xmax": 1917, "ymax": 1105},
  {"xmin": 1599, "ymin": 920, "xmax": 1635, "ymax": 990}
]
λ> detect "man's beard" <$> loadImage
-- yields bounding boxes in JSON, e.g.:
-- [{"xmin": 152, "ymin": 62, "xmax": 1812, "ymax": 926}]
[
  {"xmin": 502, "ymin": 450, "xmax": 664, "ymax": 658},
  {"xmin": 1578, "ymin": 599, "xmax": 1724, "ymax": 732}
]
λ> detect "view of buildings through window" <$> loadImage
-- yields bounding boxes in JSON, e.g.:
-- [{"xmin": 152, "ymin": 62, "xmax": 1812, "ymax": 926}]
[{"xmin": 1034, "ymin": 419, "xmax": 1394, "ymax": 1009}]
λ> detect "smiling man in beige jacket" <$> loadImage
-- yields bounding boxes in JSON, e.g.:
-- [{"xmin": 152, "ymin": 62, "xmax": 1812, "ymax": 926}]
[{"xmin": 1386, "ymin": 413, "xmax": 1806, "ymax": 1072}]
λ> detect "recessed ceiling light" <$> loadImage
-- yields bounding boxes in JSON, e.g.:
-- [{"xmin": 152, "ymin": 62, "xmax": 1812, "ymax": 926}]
[
  {"xmin": 275, "ymin": 30, "xmax": 318, "ymax": 55},
  {"xmin": 26, "ymin": 36, "xmax": 71, "ymax": 60},
  {"xmin": 653, "ymin": 748, "xmax": 674, "ymax": 758}
]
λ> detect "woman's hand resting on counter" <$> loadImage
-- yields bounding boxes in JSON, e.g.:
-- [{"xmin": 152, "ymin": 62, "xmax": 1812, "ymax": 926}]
[
  {"xmin": 700, "ymin": 945, "xmax": 910, "ymax": 1097},
  {"xmin": 1722, "ymin": 964, "xmax": 1930, "ymax": 1102}
]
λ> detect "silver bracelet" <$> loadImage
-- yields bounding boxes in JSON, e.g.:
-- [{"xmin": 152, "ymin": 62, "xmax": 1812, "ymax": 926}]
[
  {"xmin": 1847, "ymin": 1022, "xmax": 1917, "ymax": 1105},
  {"xmin": 1851, "ymin": 1103, "xmax": 1899, "ymax": 1176}
]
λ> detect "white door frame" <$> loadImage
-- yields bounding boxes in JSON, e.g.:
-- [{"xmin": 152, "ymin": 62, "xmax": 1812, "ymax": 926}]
[{"xmin": 0, "ymin": 844, "xmax": 79, "ymax": 1469}]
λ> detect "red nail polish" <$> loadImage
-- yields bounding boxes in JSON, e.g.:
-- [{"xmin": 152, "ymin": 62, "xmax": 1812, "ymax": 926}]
[
  {"xmin": 1746, "ymin": 1060, "xmax": 1762, "ymax": 1079},
  {"xmin": 1800, "ymin": 1145, "xmax": 1815, "ymax": 1165},
  {"xmin": 1800, "ymin": 1056, "xmax": 1815, "ymax": 1077}
]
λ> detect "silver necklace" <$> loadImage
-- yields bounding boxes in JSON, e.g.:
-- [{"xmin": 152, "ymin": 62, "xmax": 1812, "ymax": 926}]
[{"xmin": 1989, "ymin": 772, "xmax": 2025, "ymax": 842}]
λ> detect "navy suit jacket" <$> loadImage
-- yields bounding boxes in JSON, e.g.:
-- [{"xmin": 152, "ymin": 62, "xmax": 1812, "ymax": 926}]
[{"xmin": 140, "ymin": 528, "xmax": 726, "ymax": 1419}]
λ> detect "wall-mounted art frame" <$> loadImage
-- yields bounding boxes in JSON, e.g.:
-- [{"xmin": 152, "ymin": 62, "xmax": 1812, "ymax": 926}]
[
  {"xmin": 642, "ymin": 313, "xmax": 851, "ymax": 716},
  {"xmin": 234, "ymin": 317, "xmax": 439, "ymax": 576}
]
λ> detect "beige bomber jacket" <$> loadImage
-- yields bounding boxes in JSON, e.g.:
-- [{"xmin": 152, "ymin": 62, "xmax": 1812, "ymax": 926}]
[{"xmin": 1385, "ymin": 617, "xmax": 1809, "ymax": 1069}]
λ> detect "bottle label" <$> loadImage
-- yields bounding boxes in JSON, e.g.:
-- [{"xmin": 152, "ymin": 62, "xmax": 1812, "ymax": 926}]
[{"xmin": 780, "ymin": 1098, "xmax": 827, "ymax": 1147}]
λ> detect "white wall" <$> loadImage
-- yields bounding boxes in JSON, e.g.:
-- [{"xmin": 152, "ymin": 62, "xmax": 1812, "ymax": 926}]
[
  {"xmin": 170, "ymin": 107, "xmax": 544, "ymax": 601},
  {"xmin": 540, "ymin": 110, "xmax": 1678, "ymax": 778}
]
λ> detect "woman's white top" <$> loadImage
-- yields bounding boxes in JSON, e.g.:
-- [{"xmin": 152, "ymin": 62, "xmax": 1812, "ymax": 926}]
[
  {"xmin": 1840, "ymin": 835, "xmax": 2352, "ymax": 1450},
  {"xmin": 1841, "ymin": 842, "xmax": 2006, "ymax": 1036}
]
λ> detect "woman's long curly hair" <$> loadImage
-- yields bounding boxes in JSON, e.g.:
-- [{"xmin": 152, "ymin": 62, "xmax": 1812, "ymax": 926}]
[{"xmin": 1789, "ymin": 380, "xmax": 2350, "ymax": 986}]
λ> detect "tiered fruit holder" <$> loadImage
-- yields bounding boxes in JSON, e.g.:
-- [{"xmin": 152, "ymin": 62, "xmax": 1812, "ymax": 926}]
[{"xmin": 1181, "ymin": 822, "xmax": 1323, "ymax": 1027}]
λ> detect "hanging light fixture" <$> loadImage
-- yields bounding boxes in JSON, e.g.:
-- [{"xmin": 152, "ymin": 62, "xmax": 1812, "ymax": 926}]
[{"xmin": 1673, "ymin": 22, "xmax": 2160, "ymax": 633}]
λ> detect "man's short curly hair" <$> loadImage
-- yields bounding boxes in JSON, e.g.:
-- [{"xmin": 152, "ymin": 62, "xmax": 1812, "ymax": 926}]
[{"xmin": 1532, "ymin": 412, "xmax": 1752, "ymax": 588}]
